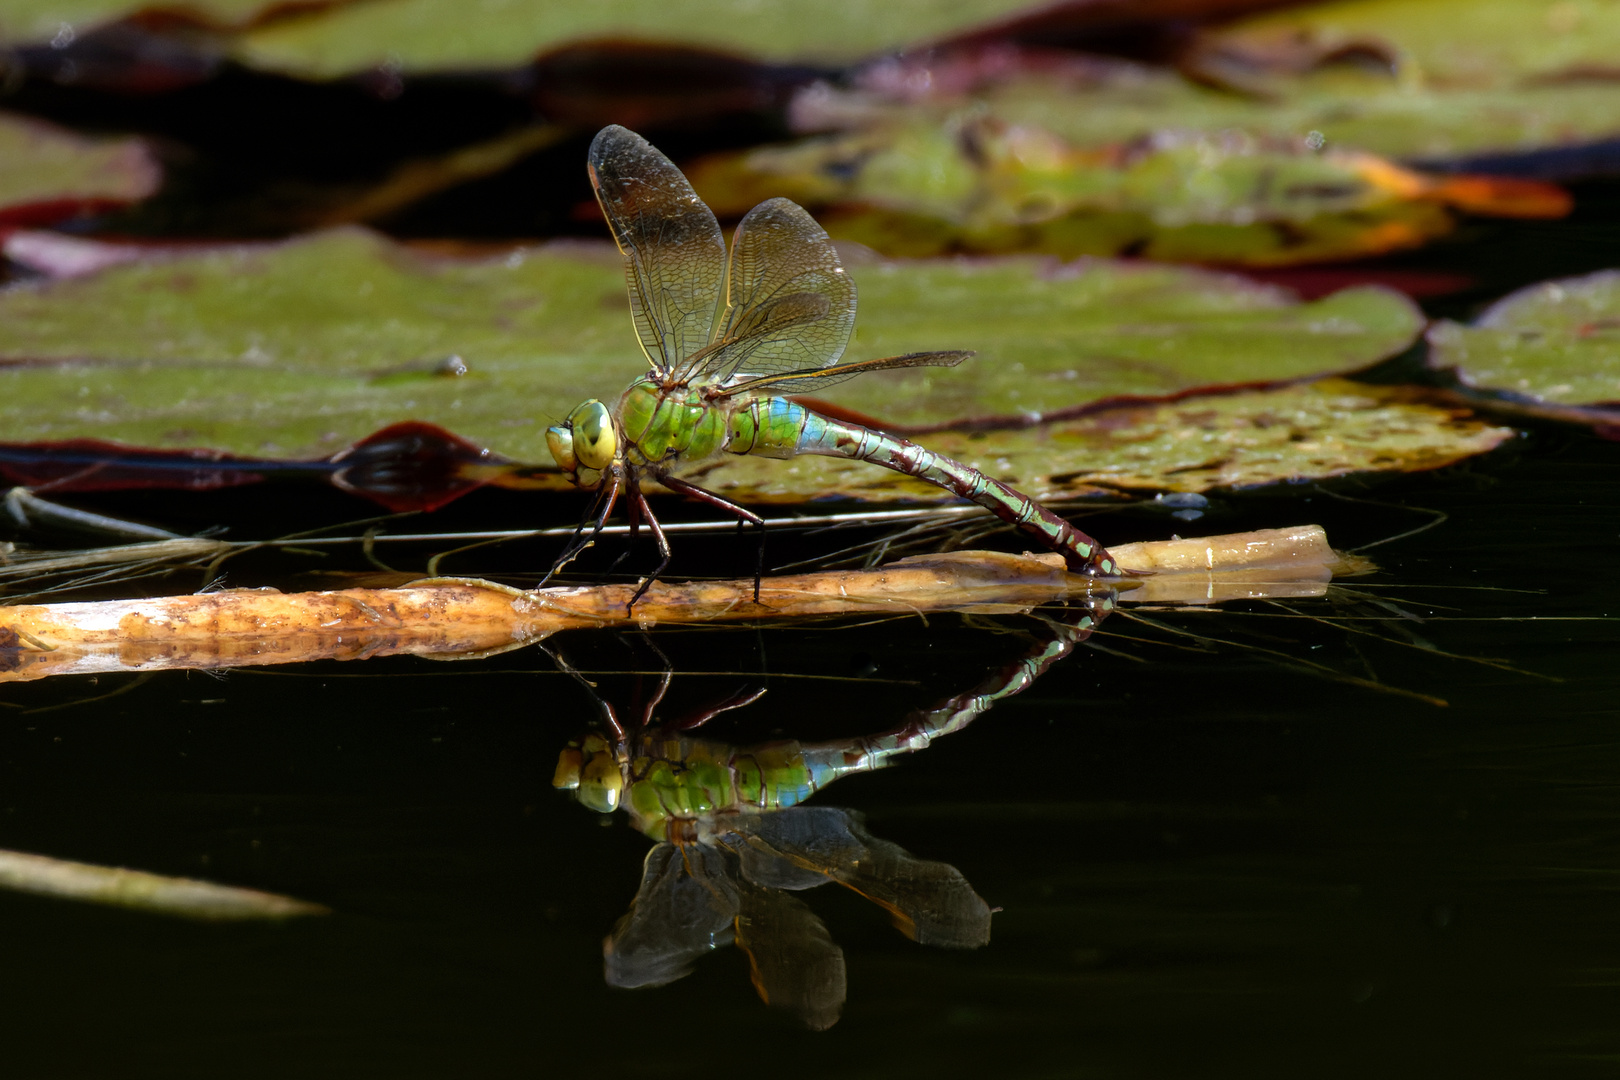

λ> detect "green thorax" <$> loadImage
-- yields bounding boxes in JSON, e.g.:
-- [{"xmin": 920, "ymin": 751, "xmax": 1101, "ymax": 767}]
[
  {"xmin": 624, "ymin": 735, "xmax": 819, "ymax": 841},
  {"xmin": 616, "ymin": 377, "xmax": 810, "ymax": 468},
  {"xmin": 617, "ymin": 377, "xmax": 728, "ymax": 467}
]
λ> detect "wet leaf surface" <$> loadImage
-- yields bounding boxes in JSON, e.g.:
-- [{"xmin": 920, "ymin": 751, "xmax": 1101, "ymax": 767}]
[
  {"xmin": 1427, "ymin": 269, "xmax": 1620, "ymax": 408},
  {"xmin": 0, "ymin": 229, "xmax": 1423, "ymax": 477},
  {"xmin": 0, "ymin": 110, "xmax": 160, "ymax": 221},
  {"xmin": 696, "ymin": 380, "xmax": 1516, "ymax": 502}
]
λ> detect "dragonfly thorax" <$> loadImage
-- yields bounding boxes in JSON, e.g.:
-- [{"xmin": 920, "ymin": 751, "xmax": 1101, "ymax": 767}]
[{"xmin": 617, "ymin": 377, "xmax": 732, "ymax": 470}]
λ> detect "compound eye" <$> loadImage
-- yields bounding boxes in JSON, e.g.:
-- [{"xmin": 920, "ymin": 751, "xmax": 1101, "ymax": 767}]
[
  {"xmin": 570, "ymin": 400, "xmax": 617, "ymax": 471},
  {"xmin": 545, "ymin": 424, "xmax": 578, "ymax": 474}
]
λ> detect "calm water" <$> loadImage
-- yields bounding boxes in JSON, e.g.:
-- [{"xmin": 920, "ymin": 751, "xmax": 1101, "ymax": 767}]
[{"xmin": 0, "ymin": 420, "xmax": 1616, "ymax": 1078}]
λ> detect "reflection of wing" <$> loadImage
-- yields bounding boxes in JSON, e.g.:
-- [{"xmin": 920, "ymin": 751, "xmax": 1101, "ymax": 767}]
[
  {"xmin": 716, "ymin": 350, "xmax": 973, "ymax": 400},
  {"xmin": 604, "ymin": 843, "xmax": 738, "ymax": 989},
  {"xmin": 735, "ymin": 880, "xmax": 846, "ymax": 1031},
  {"xmin": 588, "ymin": 125, "xmax": 726, "ymax": 374},
  {"xmin": 737, "ymin": 807, "xmax": 992, "ymax": 948},
  {"xmin": 684, "ymin": 197, "xmax": 856, "ymax": 384}
]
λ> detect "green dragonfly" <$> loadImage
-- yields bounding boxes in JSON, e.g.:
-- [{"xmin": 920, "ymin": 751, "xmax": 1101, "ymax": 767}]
[
  {"xmin": 550, "ymin": 600, "xmax": 1110, "ymax": 1026},
  {"xmin": 544, "ymin": 125, "xmax": 1124, "ymax": 604}
]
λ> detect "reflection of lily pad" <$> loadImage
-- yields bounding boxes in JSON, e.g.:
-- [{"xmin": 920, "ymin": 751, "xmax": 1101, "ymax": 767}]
[
  {"xmin": 695, "ymin": 380, "xmax": 1516, "ymax": 502},
  {"xmin": 0, "ymin": 110, "xmax": 160, "ymax": 218},
  {"xmin": 1427, "ymin": 270, "xmax": 1620, "ymax": 407},
  {"xmin": 0, "ymin": 228, "xmax": 1422, "ymax": 465},
  {"xmin": 233, "ymin": 0, "xmax": 1042, "ymax": 78}
]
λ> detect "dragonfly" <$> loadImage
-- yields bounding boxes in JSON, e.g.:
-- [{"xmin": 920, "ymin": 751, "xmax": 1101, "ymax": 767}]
[
  {"xmin": 548, "ymin": 600, "xmax": 1110, "ymax": 1025},
  {"xmin": 544, "ymin": 125, "xmax": 1124, "ymax": 605}
]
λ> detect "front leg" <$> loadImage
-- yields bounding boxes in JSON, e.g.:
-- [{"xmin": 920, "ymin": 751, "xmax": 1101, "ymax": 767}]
[{"xmin": 540, "ymin": 464, "xmax": 623, "ymax": 588}]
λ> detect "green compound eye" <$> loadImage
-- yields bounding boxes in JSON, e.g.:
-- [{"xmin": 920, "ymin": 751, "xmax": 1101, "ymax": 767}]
[
  {"xmin": 569, "ymin": 399, "xmax": 617, "ymax": 470},
  {"xmin": 545, "ymin": 424, "xmax": 577, "ymax": 473}
]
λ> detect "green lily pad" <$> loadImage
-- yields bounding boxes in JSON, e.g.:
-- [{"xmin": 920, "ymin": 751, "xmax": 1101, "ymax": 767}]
[
  {"xmin": 0, "ymin": 110, "xmax": 160, "ymax": 215},
  {"xmin": 1427, "ymin": 270, "xmax": 1620, "ymax": 407},
  {"xmin": 1200, "ymin": 0, "xmax": 1620, "ymax": 90},
  {"xmin": 694, "ymin": 379, "xmax": 1517, "ymax": 502},
  {"xmin": 688, "ymin": 119, "xmax": 1566, "ymax": 266},
  {"xmin": 0, "ymin": 0, "xmax": 272, "ymax": 42},
  {"xmin": 231, "ymin": 0, "xmax": 1043, "ymax": 78},
  {"xmin": 975, "ymin": 64, "xmax": 1620, "ymax": 169},
  {"xmin": 0, "ymin": 228, "xmax": 1423, "ymax": 467}
]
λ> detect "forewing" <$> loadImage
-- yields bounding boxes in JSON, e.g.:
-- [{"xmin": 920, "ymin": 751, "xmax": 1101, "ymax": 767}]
[
  {"xmin": 603, "ymin": 843, "xmax": 740, "ymax": 990},
  {"xmin": 718, "ymin": 350, "xmax": 974, "ymax": 399},
  {"xmin": 588, "ymin": 125, "xmax": 726, "ymax": 373},
  {"xmin": 687, "ymin": 197, "xmax": 855, "ymax": 383}
]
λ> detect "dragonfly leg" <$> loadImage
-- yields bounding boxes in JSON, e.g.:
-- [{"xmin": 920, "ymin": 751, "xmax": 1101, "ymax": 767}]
[
  {"xmin": 540, "ymin": 466, "xmax": 623, "ymax": 588},
  {"xmin": 608, "ymin": 490, "xmax": 643, "ymax": 574},
  {"xmin": 628, "ymin": 633, "xmax": 674, "ymax": 729},
  {"xmin": 538, "ymin": 641, "xmax": 625, "ymax": 739},
  {"xmin": 657, "ymin": 473, "xmax": 767, "ymax": 603},
  {"xmin": 626, "ymin": 483, "xmax": 671, "ymax": 614},
  {"xmin": 666, "ymin": 684, "xmax": 768, "ymax": 732}
]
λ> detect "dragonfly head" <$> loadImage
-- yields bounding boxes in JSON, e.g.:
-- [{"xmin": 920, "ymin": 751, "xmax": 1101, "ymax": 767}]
[
  {"xmin": 552, "ymin": 733, "xmax": 625, "ymax": 814},
  {"xmin": 547, "ymin": 399, "xmax": 618, "ymax": 487}
]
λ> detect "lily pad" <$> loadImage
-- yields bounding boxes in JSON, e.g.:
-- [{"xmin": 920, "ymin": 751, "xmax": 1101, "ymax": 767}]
[
  {"xmin": 0, "ymin": 0, "xmax": 273, "ymax": 44},
  {"xmin": 694, "ymin": 379, "xmax": 1517, "ymax": 502},
  {"xmin": 688, "ymin": 118, "xmax": 1567, "ymax": 266},
  {"xmin": 0, "ymin": 0, "xmax": 294, "ymax": 40},
  {"xmin": 0, "ymin": 110, "xmax": 160, "ymax": 222},
  {"xmin": 1197, "ymin": 0, "xmax": 1620, "ymax": 90},
  {"xmin": 815, "ymin": 48, "xmax": 1620, "ymax": 174},
  {"xmin": 1427, "ymin": 270, "xmax": 1620, "ymax": 409},
  {"xmin": 231, "ymin": 0, "xmax": 1044, "ymax": 79},
  {"xmin": 0, "ymin": 228, "xmax": 1424, "ymax": 469}
]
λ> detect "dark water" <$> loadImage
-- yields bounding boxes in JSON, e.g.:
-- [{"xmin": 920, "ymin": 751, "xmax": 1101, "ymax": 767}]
[{"xmin": 0, "ymin": 421, "xmax": 1617, "ymax": 1078}]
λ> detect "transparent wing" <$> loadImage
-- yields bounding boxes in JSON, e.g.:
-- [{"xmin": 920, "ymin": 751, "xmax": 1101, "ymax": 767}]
[
  {"xmin": 734, "ymin": 881, "xmax": 847, "ymax": 1031},
  {"xmin": 682, "ymin": 197, "xmax": 856, "ymax": 383},
  {"xmin": 736, "ymin": 806, "xmax": 992, "ymax": 949},
  {"xmin": 589, "ymin": 125, "xmax": 726, "ymax": 374},
  {"xmin": 716, "ymin": 350, "xmax": 974, "ymax": 400},
  {"xmin": 603, "ymin": 843, "xmax": 739, "ymax": 990}
]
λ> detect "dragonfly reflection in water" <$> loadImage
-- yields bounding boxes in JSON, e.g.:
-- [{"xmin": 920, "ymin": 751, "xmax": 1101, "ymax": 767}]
[
  {"xmin": 551, "ymin": 598, "xmax": 1112, "ymax": 1029},
  {"xmin": 543, "ymin": 125, "xmax": 1124, "ymax": 607}
]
